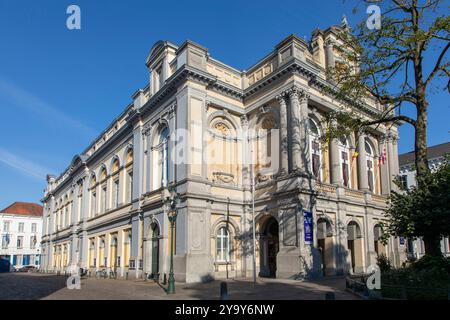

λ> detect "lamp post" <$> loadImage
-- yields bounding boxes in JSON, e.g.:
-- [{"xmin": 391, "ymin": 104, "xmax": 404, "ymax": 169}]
[{"xmin": 166, "ymin": 185, "xmax": 179, "ymax": 294}]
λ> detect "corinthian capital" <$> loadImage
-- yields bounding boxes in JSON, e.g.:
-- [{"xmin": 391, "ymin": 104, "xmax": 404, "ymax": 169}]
[
  {"xmin": 240, "ymin": 114, "xmax": 248, "ymax": 126},
  {"xmin": 298, "ymin": 89, "xmax": 310, "ymax": 104},
  {"xmin": 287, "ymin": 86, "xmax": 300, "ymax": 100}
]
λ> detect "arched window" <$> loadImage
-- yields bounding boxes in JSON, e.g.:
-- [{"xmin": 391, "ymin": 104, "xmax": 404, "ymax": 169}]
[
  {"xmin": 338, "ymin": 137, "xmax": 351, "ymax": 188},
  {"xmin": 159, "ymin": 127, "xmax": 170, "ymax": 187},
  {"xmin": 123, "ymin": 230, "xmax": 131, "ymax": 267},
  {"xmin": 308, "ymin": 118, "xmax": 322, "ymax": 180},
  {"xmin": 64, "ymin": 195, "xmax": 69, "ymax": 227},
  {"xmin": 89, "ymin": 175, "xmax": 97, "ymax": 217},
  {"xmin": 77, "ymin": 183, "xmax": 83, "ymax": 223},
  {"xmin": 100, "ymin": 167, "xmax": 107, "ymax": 213},
  {"xmin": 216, "ymin": 226, "xmax": 231, "ymax": 262},
  {"xmin": 99, "ymin": 237, "xmax": 106, "ymax": 267},
  {"xmin": 112, "ymin": 158, "xmax": 120, "ymax": 208},
  {"xmin": 373, "ymin": 224, "xmax": 383, "ymax": 256},
  {"xmin": 125, "ymin": 149, "xmax": 133, "ymax": 203},
  {"xmin": 365, "ymin": 139, "xmax": 375, "ymax": 192},
  {"xmin": 257, "ymin": 114, "xmax": 277, "ymax": 172},
  {"xmin": 89, "ymin": 240, "xmax": 96, "ymax": 267},
  {"xmin": 211, "ymin": 120, "xmax": 234, "ymax": 178}
]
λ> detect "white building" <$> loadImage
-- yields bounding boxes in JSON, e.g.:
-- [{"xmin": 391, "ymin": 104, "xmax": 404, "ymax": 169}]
[
  {"xmin": 0, "ymin": 202, "xmax": 43, "ymax": 268},
  {"xmin": 399, "ymin": 142, "xmax": 450, "ymax": 259}
]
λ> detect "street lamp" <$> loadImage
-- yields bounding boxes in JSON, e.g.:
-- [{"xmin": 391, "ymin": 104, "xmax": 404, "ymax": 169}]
[{"xmin": 166, "ymin": 185, "xmax": 180, "ymax": 294}]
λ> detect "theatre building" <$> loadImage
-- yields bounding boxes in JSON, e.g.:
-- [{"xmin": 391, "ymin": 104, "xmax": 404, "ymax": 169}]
[{"xmin": 40, "ymin": 20, "xmax": 404, "ymax": 282}]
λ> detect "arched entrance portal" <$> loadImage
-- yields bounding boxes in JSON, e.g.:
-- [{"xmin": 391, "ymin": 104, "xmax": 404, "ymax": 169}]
[
  {"xmin": 347, "ymin": 221, "xmax": 363, "ymax": 274},
  {"xmin": 259, "ymin": 217, "xmax": 279, "ymax": 278},
  {"xmin": 150, "ymin": 223, "xmax": 160, "ymax": 279},
  {"xmin": 317, "ymin": 218, "xmax": 333, "ymax": 276}
]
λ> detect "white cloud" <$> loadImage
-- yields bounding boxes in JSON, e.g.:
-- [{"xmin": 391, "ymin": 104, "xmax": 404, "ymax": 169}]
[
  {"xmin": 0, "ymin": 77, "xmax": 96, "ymax": 137},
  {"xmin": 0, "ymin": 148, "xmax": 52, "ymax": 180}
]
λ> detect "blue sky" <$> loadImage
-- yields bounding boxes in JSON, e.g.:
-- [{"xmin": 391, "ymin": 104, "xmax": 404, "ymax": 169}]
[{"xmin": 0, "ymin": 0, "xmax": 448, "ymax": 209}]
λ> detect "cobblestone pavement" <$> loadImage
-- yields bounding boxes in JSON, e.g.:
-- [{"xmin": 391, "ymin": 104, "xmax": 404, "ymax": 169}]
[{"xmin": 0, "ymin": 272, "xmax": 359, "ymax": 300}]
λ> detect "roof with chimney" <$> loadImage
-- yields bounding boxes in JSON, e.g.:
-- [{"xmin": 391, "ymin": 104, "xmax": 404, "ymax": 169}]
[{"xmin": 0, "ymin": 202, "xmax": 43, "ymax": 217}]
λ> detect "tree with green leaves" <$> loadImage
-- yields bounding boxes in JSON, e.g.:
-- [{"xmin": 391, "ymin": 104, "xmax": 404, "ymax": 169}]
[
  {"xmin": 321, "ymin": 0, "xmax": 449, "ymax": 255},
  {"xmin": 324, "ymin": 0, "xmax": 449, "ymax": 182},
  {"xmin": 382, "ymin": 157, "xmax": 450, "ymax": 256}
]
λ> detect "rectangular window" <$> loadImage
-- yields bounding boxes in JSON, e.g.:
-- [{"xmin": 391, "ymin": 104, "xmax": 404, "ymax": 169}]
[
  {"xmin": 367, "ymin": 160, "xmax": 374, "ymax": 192},
  {"xmin": 17, "ymin": 236, "xmax": 23, "ymax": 249},
  {"xmin": 18, "ymin": 222, "xmax": 24, "ymax": 233},
  {"xmin": 113, "ymin": 179, "xmax": 119, "ymax": 208},
  {"xmin": 101, "ymin": 186, "xmax": 107, "ymax": 213},
  {"xmin": 91, "ymin": 191, "xmax": 97, "ymax": 217},
  {"xmin": 1, "ymin": 235, "xmax": 9, "ymax": 249},
  {"xmin": 341, "ymin": 151, "xmax": 349, "ymax": 187},
  {"xmin": 127, "ymin": 171, "xmax": 133, "ymax": 203},
  {"xmin": 3, "ymin": 221, "xmax": 10, "ymax": 232},
  {"xmin": 31, "ymin": 223, "xmax": 37, "ymax": 233},
  {"xmin": 78, "ymin": 195, "xmax": 82, "ymax": 222},
  {"xmin": 312, "ymin": 153, "xmax": 321, "ymax": 180}
]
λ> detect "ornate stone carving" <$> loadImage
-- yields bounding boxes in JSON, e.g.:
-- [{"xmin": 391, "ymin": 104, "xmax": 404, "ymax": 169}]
[
  {"xmin": 259, "ymin": 105, "xmax": 270, "ymax": 114},
  {"xmin": 168, "ymin": 102, "xmax": 177, "ymax": 119},
  {"xmin": 213, "ymin": 172, "xmax": 234, "ymax": 184},
  {"xmin": 240, "ymin": 114, "xmax": 248, "ymax": 127},
  {"xmin": 214, "ymin": 122, "xmax": 230, "ymax": 136},
  {"xmin": 142, "ymin": 122, "xmax": 152, "ymax": 137},
  {"xmin": 256, "ymin": 172, "xmax": 273, "ymax": 183},
  {"xmin": 261, "ymin": 115, "xmax": 276, "ymax": 130}
]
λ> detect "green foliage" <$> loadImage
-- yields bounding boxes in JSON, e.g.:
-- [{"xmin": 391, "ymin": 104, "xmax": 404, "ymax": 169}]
[
  {"xmin": 382, "ymin": 158, "xmax": 450, "ymax": 255},
  {"xmin": 410, "ymin": 254, "xmax": 450, "ymax": 274},
  {"xmin": 376, "ymin": 253, "xmax": 392, "ymax": 273},
  {"xmin": 379, "ymin": 255, "xmax": 450, "ymax": 299}
]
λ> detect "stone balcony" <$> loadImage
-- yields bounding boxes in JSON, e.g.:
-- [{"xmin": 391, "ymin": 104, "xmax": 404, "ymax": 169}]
[{"xmin": 316, "ymin": 182, "xmax": 389, "ymax": 207}]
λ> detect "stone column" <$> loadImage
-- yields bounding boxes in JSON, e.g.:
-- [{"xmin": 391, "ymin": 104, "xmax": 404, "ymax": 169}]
[
  {"xmin": 143, "ymin": 124, "xmax": 152, "ymax": 193},
  {"xmin": 168, "ymin": 103, "xmax": 176, "ymax": 184},
  {"xmin": 378, "ymin": 135, "xmax": 390, "ymax": 195},
  {"xmin": 276, "ymin": 93, "xmax": 289, "ymax": 175},
  {"xmin": 325, "ymin": 39, "xmax": 336, "ymax": 82},
  {"xmin": 288, "ymin": 87, "xmax": 302, "ymax": 171},
  {"xmin": 357, "ymin": 133, "xmax": 369, "ymax": 191},
  {"xmin": 299, "ymin": 91, "xmax": 310, "ymax": 174},
  {"xmin": 130, "ymin": 212, "xmax": 143, "ymax": 279},
  {"xmin": 387, "ymin": 131, "xmax": 397, "ymax": 192}
]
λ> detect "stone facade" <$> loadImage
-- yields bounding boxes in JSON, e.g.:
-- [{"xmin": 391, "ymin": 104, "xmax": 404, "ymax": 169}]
[{"xmin": 41, "ymin": 22, "xmax": 404, "ymax": 282}]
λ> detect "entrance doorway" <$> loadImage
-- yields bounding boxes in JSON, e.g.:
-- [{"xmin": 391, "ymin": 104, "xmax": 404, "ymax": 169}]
[
  {"xmin": 150, "ymin": 223, "xmax": 160, "ymax": 279},
  {"xmin": 317, "ymin": 218, "xmax": 333, "ymax": 276},
  {"xmin": 260, "ymin": 217, "xmax": 279, "ymax": 278},
  {"xmin": 347, "ymin": 221, "xmax": 363, "ymax": 274}
]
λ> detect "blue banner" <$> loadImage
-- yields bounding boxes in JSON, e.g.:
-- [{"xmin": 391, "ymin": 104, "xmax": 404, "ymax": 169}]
[
  {"xmin": 303, "ymin": 211, "xmax": 313, "ymax": 244},
  {"xmin": 399, "ymin": 237, "xmax": 405, "ymax": 246}
]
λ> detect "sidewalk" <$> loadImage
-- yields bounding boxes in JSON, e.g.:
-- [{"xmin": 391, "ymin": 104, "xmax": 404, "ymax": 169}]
[{"xmin": 43, "ymin": 275, "xmax": 359, "ymax": 300}]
